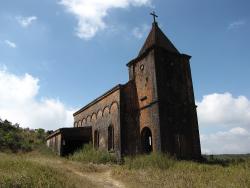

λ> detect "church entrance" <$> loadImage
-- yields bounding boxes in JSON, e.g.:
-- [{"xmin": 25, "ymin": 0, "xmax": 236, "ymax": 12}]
[{"xmin": 141, "ymin": 127, "xmax": 153, "ymax": 153}]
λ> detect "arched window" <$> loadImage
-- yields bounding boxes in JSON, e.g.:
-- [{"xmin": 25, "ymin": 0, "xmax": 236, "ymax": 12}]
[
  {"xmin": 141, "ymin": 127, "xmax": 153, "ymax": 153},
  {"xmin": 108, "ymin": 125, "xmax": 114, "ymax": 151},
  {"xmin": 94, "ymin": 130, "xmax": 99, "ymax": 149},
  {"xmin": 78, "ymin": 120, "xmax": 82, "ymax": 127},
  {"xmin": 74, "ymin": 122, "xmax": 77, "ymax": 127}
]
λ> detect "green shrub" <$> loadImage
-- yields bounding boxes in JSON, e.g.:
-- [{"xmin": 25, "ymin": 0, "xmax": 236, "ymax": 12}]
[
  {"xmin": 124, "ymin": 152, "xmax": 176, "ymax": 170},
  {"xmin": 0, "ymin": 119, "xmax": 48, "ymax": 153},
  {"xmin": 202, "ymin": 154, "xmax": 246, "ymax": 166},
  {"xmin": 69, "ymin": 143, "xmax": 117, "ymax": 164}
]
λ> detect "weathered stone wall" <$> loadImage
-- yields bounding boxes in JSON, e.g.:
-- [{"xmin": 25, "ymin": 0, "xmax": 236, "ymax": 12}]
[
  {"xmin": 73, "ymin": 86, "xmax": 121, "ymax": 157},
  {"xmin": 125, "ymin": 46, "xmax": 201, "ymax": 159},
  {"xmin": 127, "ymin": 49, "xmax": 161, "ymax": 153},
  {"xmin": 120, "ymin": 80, "xmax": 140, "ymax": 155},
  {"xmin": 154, "ymin": 47, "xmax": 201, "ymax": 159},
  {"xmin": 182, "ymin": 54, "xmax": 202, "ymax": 158},
  {"xmin": 46, "ymin": 134, "xmax": 61, "ymax": 155}
]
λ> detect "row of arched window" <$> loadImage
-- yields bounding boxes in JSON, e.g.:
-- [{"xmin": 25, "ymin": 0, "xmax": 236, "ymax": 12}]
[{"xmin": 74, "ymin": 102, "xmax": 118, "ymax": 127}]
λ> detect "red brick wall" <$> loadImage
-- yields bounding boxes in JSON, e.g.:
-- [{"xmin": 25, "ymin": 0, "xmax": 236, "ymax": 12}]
[{"xmin": 73, "ymin": 88, "xmax": 121, "ymax": 158}]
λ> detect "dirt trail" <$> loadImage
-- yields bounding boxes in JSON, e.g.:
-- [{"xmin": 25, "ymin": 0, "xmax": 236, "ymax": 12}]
[
  {"xmin": 69, "ymin": 167, "xmax": 124, "ymax": 188},
  {"xmin": 31, "ymin": 157, "xmax": 125, "ymax": 188}
]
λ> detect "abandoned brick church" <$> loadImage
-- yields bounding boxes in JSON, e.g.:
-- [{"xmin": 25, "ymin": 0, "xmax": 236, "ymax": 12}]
[{"xmin": 46, "ymin": 17, "xmax": 201, "ymax": 160}]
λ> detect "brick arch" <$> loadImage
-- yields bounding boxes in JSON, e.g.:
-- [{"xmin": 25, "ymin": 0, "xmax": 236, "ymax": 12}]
[
  {"xmin": 74, "ymin": 122, "xmax": 77, "ymax": 127},
  {"xmin": 81, "ymin": 120, "xmax": 84, "ymax": 127},
  {"xmin": 91, "ymin": 113, "xmax": 97, "ymax": 122},
  {"xmin": 97, "ymin": 110, "xmax": 102, "ymax": 119},
  {"xmin": 86, "ymin": 115, "xmax": 91, "ymax": 123},
  {"xmin": 103, "ymin": 106, "xmax": 110, "ymax": 116},
  {"xmin": 82, "ymin": 118, "xmax": 86, "ymax": 126},
  {"xmin": 110, "ymin": 101, "xmax": 119, "ymax": 114},
  {"xmin": 78, "ymin": 120, "xmax": 82, "ymax": 127}
]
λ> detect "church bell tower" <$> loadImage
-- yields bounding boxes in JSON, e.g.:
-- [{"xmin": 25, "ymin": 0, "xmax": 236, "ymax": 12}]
[{"xmin": 127, "ymin": 13, "xmax": 201, "ymax": 159}]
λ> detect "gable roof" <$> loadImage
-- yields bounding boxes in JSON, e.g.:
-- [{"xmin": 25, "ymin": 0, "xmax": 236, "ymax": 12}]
[{"xmin": 138, "ymin": 22, "xmax": 180, "ymax": 56}]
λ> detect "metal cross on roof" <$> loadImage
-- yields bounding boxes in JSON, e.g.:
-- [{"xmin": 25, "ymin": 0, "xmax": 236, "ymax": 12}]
[{"xmin": 150, "ymin": 11, "xmax": 158, "ymax": 23}]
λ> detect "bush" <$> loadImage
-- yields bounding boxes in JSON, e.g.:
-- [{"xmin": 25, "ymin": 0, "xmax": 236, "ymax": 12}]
[
  {"xmin": 69, "ymin": 143, "xmax": 117, "ymax": 164},
  {"xmin": 124, "ymin": 152, "xmax": 176, "ymax": 170},
  {"xmin": 203, "ymin": 154, "xmax": 247, "ymax": 167},
  {"xmin": 0, "ymin": 119, "xmax": 48, "ymax": 153}
]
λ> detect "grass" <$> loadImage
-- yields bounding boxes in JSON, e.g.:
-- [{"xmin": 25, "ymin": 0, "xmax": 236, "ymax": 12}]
[
  {"xmin": 0, "ymin": 153, "xmax": 62, "ymax": 187},
  {"xmin": 69, "ymin": 143, "xmax": 117, "ymax": 164},
  {"xmin": 112, "ymin": 154, "xmax": 250, "ymax": 188},
  {"xmin": 69, "ymin": 147, "xmax": 250, "ymax": 187},
  {"xmin": 0, "ymin": 151, "xmax": 97, "ymax": 188},
  {"xmin": 0, "ymin": 146, "xmax": 250, "ymax": 188},
  {"xmin": 123, "ymin": 152, "xmax": 175, "ymax": 170}
]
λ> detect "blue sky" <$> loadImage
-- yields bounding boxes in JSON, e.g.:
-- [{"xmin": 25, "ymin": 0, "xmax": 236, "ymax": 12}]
[{"xmin": 0, "ymin": 0, "xmax": 250, "ymax": 154}]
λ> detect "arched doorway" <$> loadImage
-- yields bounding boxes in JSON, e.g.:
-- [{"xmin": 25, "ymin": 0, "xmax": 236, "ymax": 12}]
[{"xmin": 141, "ymin": 127, "xmax": 153, "ymax": 153}]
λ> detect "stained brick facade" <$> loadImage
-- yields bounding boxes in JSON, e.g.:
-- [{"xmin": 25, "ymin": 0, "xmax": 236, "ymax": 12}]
[{"xmin": 47, "ymin": 21, "xmax": 201, "ymax": 160}]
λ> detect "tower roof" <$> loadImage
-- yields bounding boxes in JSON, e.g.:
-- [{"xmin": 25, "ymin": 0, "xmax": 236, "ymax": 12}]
[{"xmin": 138, "ymin": 22, "xmax": 180, "ymax": 56}]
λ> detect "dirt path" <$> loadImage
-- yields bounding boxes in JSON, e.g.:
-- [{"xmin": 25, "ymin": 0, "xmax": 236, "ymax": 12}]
[
  {"xmin": 69, "ymin": 167, "xmax": 124, "ymax": 188},
  {"xmin": 31, "ymin": 157, "xmax": 125, "ymax": 188}
]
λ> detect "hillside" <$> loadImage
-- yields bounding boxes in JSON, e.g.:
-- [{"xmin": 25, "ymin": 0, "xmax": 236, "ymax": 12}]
[{"xmin": 0, "ymin": 119, "xmax": 48, "ymax": 153}]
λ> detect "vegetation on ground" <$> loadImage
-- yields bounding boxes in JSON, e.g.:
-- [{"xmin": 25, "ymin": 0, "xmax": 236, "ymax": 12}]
[
  {"xmin": 0, "ymin": 119, "xmax": 48, "ymax": 152},
  {"xmin": 0, "ymin": 152, "xmax": 97, "ymax": 188},
  {"xmin": 1, "ymin": 148, "xmax": 249, "ymax": 188},
  {"xmin": 69, "ymin": 143, "xmax": 117, "ymax": 164},
  {"xmin": 0, "ymin": 119, "xmax": 250, "ymax": 187},
  {"xmin": 53, "ymin": 144, "xmax": 250, "ymax": 188},
  {"xmin": 122, "ymin": 152, "xmax": 175, "ymax": 170},
  {"xmin": 113, "ymin": 154, "xmax": 250, "ymax": 188}
]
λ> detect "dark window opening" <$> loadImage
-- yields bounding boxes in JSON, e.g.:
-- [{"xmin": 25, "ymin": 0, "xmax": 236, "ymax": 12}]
[
  {"xmin": 94, "ymin": 130, "xmax": 99, "ymax": 149},
  {"xmin": 108, "ymin": 125, "xmax": 114, "ymax": 151}
]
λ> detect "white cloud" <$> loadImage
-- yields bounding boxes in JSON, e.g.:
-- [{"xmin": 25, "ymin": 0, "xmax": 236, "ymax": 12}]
[
  {"xmin": 228, "ymin": 20, "xmax": 246, "ymax": 30},
  {"xmin": 197, "ymin": 93, "xmax": 250, "ymax": 128},
  {"xmin": 197, "ymin": 93, "xmax": 250, "ymax": 154},
  {"xmin": 201, "ymin": 127, "xmax": 250, "ymax": 154},
  {"xmin": 132, "ymin": 24, "xmax": 150, "ymax": 39},
  {"xmin": 16, "ymin": 16, "xmax": 37, "ymax": 28},
  {"xmin": 59, "ymin": 0, "xmax": 152, "ymax": 40},
  {"xmin": 0, "ymin": 67, "xmax": 75, "ymax": 130},
  {"xmin": 4, "ymin": 40, "xmax": 17, "ymax": 48}
]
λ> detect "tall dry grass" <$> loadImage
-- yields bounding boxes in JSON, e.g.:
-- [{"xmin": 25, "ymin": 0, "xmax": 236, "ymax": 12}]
[
  {"xmin": 113, "ymin": 153, "xmax": 250, "ymax": 188},
  {"xmin": 1, "ymin": 147, "xmax": 250, "ymax": 188},
  {"xmin": 0, "ymin": 152, "xmax": 96, "ymax": 188},
  {"xmin": 69, "ymin": 143, "xmax": 117, "ymax": 164}
]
